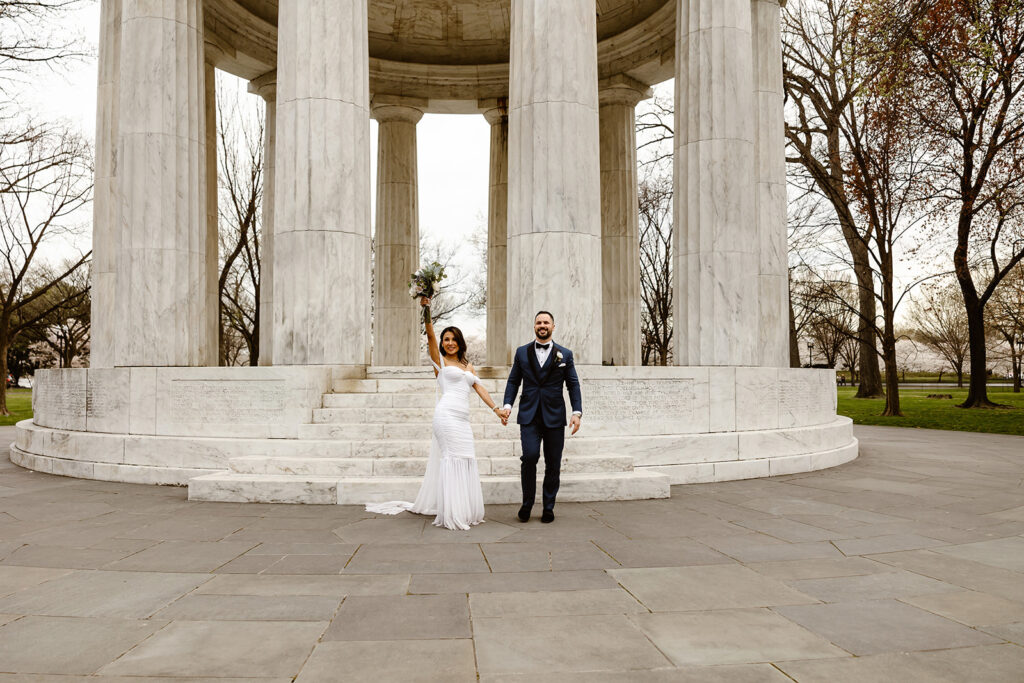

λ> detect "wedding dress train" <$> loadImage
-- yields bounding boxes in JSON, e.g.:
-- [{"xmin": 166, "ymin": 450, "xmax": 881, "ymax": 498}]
[{"xmin": 365, "ymin": 357, "xmax": 485, "ymax": 530}]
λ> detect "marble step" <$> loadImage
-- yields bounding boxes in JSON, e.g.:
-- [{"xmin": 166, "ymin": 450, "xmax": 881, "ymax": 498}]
[
  {"xmin": 187, "ymin": 470, "xmax": 671, "ymax": 505},
  {"xmin": 298, "ymin": 422, "xmax": 499, "ymax": 441},
  {"xmin": 366, "ymin": 366, "xmax": 509, "ymax": 380},
  {"xmin": 228, "ymin": 454, "xmax": 634, "ymax": 477},
  {"xmin": 322, "ymin": 392, "xmax": 504, "ymax": 409},
  {"xmin": 333, "ymin": 378, "xmax": 505, "ymax": 394},
  {"xmin": 313, "ymin": 407, "xmax": 506, "ymax": 425}
]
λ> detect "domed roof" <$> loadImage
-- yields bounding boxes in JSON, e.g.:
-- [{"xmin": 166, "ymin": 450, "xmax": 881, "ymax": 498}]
[{"xmin": 207, "ymin": 0, "xmax": 674, "ymax": 111}]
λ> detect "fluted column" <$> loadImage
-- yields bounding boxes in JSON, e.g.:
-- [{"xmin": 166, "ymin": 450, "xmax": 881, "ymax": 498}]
[
  {"xmin": 482, "ymin": 100, "xmax": 509, "ymax": 366},
  {"xmin": 90, "ymin": 0, "xmax": 121, "ymax": 368},
  {"xmin": 274, "ymin": 1, "xmax": 371, "ymax": 366},
  {"xmin": 204, "ymin": 55, "xmax": 220, "ymax": 364},
  {"xmin": 507, "ymin": 0, "xmax": 602, "ymax": 363},
  {"xmin": 599, "ymin": 77, "xmax": 649, "ymax": 367},
  {"xmin": 115, "ymin": 0, "xmax": 211, "ymax": 366},
  {"xmin": 372, "ymin": 97, "xmax": 424, "ymax": 367},
  {"xmin": 249, "ymin": 72, "xmax": 276, "ymax": 366},
  {"xmin": 674, "ymin": 0, "xmax": 759, "ymax": 366},
  {"xmin": 753, "ymin": 0, "xmax": 789, "ymax": 367}
]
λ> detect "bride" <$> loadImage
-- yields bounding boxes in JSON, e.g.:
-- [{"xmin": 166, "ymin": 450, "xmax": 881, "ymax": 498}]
[{"xmin": 366, "ymin": 297, "xmax": 505, "ymax": 530}]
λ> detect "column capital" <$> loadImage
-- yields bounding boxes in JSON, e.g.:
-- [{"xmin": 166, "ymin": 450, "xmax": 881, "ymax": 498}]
[
  {"xmin": 598, "ymin": 75, "xmax": 652, "ymax": 107},
  {"xmin": 478, "ymin": 97, "xmax": 508, "ymax": 125},
  {"xmin": 204, "ymin": 33, "xmax": 233, "ymax": 66},
  {"xmin": 248, "ymin": 70, "xmax": 277, "ymax": 102},
  {"xmin": 370, "ymin": 95, "xmax": 427, "ymax": 123}
]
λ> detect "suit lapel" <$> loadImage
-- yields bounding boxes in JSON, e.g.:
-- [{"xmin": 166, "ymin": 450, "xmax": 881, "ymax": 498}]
[{"xmin": 526, "ymin": 343, "xmax": 542, "ymax": 381}]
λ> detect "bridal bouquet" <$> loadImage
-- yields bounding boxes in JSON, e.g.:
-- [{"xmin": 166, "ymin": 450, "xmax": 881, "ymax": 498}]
[{"xmin": 409, "ymin": 262, "xmax": 447, "ymax": 322}]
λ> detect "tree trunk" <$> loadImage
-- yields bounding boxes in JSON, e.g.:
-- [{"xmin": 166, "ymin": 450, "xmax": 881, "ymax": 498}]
[
  {"xmin": 1013, "ymin": 347, "xmax": 1021, "ymax": 392},
  {"xmin": 789, "ymin": 297, "xmax": 801, "ymax": 368},
  {"xmin": 960, "ymin": 297, "xmax": 998, "ymax": 407},
  {"xmin": 0, "ymin": 340, "xmax": 9, "ymax": 417},
  {"xmin": 852, "ymin": 256, "xmax": 883, "ymax": 397},
  {"xmin": 956, "ymin": 368, "xmax": 963, "ymax": 388},
  {"xmin": 881, "ymin": 339, "xmax": 902, "ymax": 416}
]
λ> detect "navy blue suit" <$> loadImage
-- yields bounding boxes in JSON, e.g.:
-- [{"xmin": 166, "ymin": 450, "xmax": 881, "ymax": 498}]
[{"xmin": 503, "ymin": 341, "xmax": 583, "ymax": 511}]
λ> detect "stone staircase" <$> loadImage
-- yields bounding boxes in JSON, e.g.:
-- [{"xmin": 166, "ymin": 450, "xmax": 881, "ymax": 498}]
[{"xmin": 188, "ymin": 367, "xmax": 671, "ymax": 504}]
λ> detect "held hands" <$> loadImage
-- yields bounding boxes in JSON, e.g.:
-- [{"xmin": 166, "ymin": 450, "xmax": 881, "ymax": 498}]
[
  {"xmin": 569, "ymin": 414, "xmax": 581, "ymax": 435},
  {"xmin": 495, "ymin": 407, "xmax": 511, "ymax": 426}
]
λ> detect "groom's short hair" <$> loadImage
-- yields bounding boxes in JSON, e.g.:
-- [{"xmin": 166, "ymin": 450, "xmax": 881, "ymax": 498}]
[{"xmin": 535, "ymin": 310, "xmax": 554, "ymax": 323}]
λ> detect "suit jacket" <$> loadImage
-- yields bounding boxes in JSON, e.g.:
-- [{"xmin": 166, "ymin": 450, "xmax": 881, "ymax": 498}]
[{"xmin": 503, "ymin": 341, "xmax": 583, "ymax": 428}]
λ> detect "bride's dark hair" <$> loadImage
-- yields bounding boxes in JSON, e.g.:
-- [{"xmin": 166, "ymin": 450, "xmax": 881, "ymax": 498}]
[{"xmin": 439, "ymin": 326, "xmax": 468, "ymax": 364}]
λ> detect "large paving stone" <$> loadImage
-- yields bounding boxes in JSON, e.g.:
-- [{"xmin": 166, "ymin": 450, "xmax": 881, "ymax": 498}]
[
  {"xmin": 323, "ymin": 594, "xmax": 470, "ymax": 640},
  {"xmin": 608, "ymin": 564, "xmax": 818, "ymax": 611},
  {"xmin": 833, "ymin": 533, "xmax": 948, "ymax": 556},
  {"xmin": 343, "ymin": 542, "xmax": 491, "ymax": 574},
  {"xmin": 480, "ymin": 541, "xmax": 617, "ymax": 572},
  {"xmin": 630, "ymin": 608, "xmax": 847, "ymax": 666},
  {"xmin": 193, "ymin": 573, "xmax": 409, "ymax": 597},
  {"xmin": 776, "ymin": 643, "xmax": 1024, "ymax": 682},
  {"xmin": 0, "ymin": 544, "xmax": 133, "ymax": 570},
  {"xmin": 0, "ymin": 570, "xmax": 210, "ymax": 618},
  {"xmin": 152, "ymin": 594, "xmax": 342, "ymax": 621},
  {"xmin": 0, "ymin": 565, "xmax": 72, "ymax": 598},
  {"xmin": 774, "ymin": 599, "xmax": 1003, "ymax": 655},
  {"xmin": 478, "ymin": 663, "xmax": 793, "ymax": 683},
  {"xmin": 0, "ymin": 615, "xmax": 163, "ymax": 675},
  {"xmin": 786, "ymin": 570, "xmax": 960, "ymax": 602},
  {"xmin": 260, "ymin": 553, "xmax": 358, "ymax": 575},
  {"xmin": 933, "ymin": 536, "xmax": 1024, "ymax": 572},
  {"xmin": 473, "ymin": 614, "xmax": 671, "ymax": 675},
  {"xmin": 867, "ymin": 549, "xmax": 1024, "ymax": 602},
  {"xmin": 902, "ymin": 591, "xmax": 1024, "ymax": 627},
  {"xmin": 746, "ymin": 557, "xmax": 890, "ymax": 581},
  {"xmin": 104, "ymin": 540, "xmax": 257, "ymax": 573},
  {"xmin": 296, "ymin": 640, "xmax": 477, "ymax": 682},
  {"xmin": 98, "ymin": 620, "xmax": 326, "ymax": 678},
  {"xmin": 469, "ymin": 588, "xmax": 646, "ymax": 618},
  {"xmin": 591, "ymin": 537, "xmax": 732, "ymax": 567},
  {"xmin": 408, "ymin": 569, "xmax": 617, "ymax": 594}
]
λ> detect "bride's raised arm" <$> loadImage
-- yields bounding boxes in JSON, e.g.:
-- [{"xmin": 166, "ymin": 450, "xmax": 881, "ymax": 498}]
[{"xmin": 421, "ymin": 297, "xmax": 441, "ymax": 376}]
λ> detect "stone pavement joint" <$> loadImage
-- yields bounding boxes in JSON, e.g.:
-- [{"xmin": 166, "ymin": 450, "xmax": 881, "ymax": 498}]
[{"xmin": 1, "ymin": 425, "xmax": 1023, "ymax": 681}]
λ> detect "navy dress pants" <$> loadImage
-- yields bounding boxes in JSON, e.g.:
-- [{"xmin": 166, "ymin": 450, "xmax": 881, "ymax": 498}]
[{"xmin": 519, "ymin": 415, "xmax": 565, "ymax": 511}]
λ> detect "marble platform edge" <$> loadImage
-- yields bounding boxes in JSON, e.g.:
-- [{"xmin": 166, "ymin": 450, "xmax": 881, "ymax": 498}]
[
  {"xmin": 642, "ymin": 439, "xmax": 860, "ymax": 485},
  {"xmin": 11, "ymin": 417, "xmax": 854, "ymax": 473},
  {"xmin": 186, "ymin": 470, "xmax": 673, "ymax": 505}
]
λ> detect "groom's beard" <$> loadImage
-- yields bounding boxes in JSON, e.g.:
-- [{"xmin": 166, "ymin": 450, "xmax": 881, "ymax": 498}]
[{"xmin": 535, "ymin": 329, "xmax": 552, "ymax": 341}]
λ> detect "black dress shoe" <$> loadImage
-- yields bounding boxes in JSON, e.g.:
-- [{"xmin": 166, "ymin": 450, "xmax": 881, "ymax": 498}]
[
  {"xmin": 541, "ymin": 509, "xmax": 554, "ymax": 523},
  {"xmin": 517, "ymin": 506, "xmax": 531, "ymax": 522}
]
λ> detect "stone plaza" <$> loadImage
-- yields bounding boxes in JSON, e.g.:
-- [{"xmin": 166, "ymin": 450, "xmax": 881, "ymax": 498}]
[
  {"xmin": 12, "ymin": 0, "xmax": 857, "ymax": 503},
  {"xmin": 1, "ymin": 425, "xmax": 1023, "ymax": 679}
]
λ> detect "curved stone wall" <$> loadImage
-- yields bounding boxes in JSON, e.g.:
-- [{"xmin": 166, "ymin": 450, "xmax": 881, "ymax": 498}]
[{"xmin": 11, "ymin": 365, "xmax": 857, "ymax": 500}]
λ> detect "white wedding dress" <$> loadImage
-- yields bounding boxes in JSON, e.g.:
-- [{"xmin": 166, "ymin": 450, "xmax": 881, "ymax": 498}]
[{"xmin": 365, "ymin": 357, "xmax": 485, "ymax": 530}]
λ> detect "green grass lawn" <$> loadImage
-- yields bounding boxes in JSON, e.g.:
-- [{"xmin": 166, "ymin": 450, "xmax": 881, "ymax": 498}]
[
  {"xmin": 0, "ymin": 388, "xmax": 32, "ymax": 426},
  {"xmin": 838, "ymin": 386, "xmax": 1024, "ymax": 436}
]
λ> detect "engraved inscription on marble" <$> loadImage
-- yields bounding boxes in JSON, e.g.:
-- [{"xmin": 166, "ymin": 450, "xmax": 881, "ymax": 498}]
[
  {"xmin": 87, "ymin": 373, "xmax": 126, "ymax": 418},
  {"xmin": 584, "ymin": 379, "xmax": 694, "ymax": 422},
  {"xmin": 169, "ymin": 380, "xmax": 286, "ymax": 424},
  {"xmin": 35, "ymin": 372, "xmax": 86, "ymax": 421},
  {"xmin": 779, "ymin": 377, "xmax": 816, "ymax": 416}
]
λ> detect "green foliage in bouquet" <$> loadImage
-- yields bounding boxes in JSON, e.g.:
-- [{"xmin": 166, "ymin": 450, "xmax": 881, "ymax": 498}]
[{"xmin": 409, "ymin": 261, "xmax": 447, "ymax": 300}]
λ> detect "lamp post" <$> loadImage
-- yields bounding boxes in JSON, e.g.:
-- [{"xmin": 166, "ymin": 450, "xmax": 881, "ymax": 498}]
[{"xmin": 807, "ymin": 342, "xmax": 814, "ymax": 368}]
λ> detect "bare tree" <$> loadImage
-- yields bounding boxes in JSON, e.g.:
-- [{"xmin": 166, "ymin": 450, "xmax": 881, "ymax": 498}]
[
  {"xmin": 638, "ymin": 170, "xmax": 673, "ymax": 365},
  {"xmin": 635, "ymin": 92, "xmax": 674, "ymax": 170},
  {"xmin": 216, "ymin": 78, "xmax": 264, "ymax": 366},
  {"xmin": 419, "ymin": 234, "xmax": 479, "ymax": 326},
  {"xmin": 874, "ymin": 0, "xmax": 1024, "ymax": 407},
  {"xmin": 0, "ymin": 1, "xmax": 88, "ymax": 87},
  {"xmin": 987, "ymin": 263, "xmax": 1024, "ymax": 391},
  {"xmin": 0, "ymin": 126, "xmax": 91, "ymax": 413},
  {"xmin": 22, "ymin": 263, "xmax": 89, "ymax": 368},
  {"xmin": 908, "ymin": 283, "xmax": 971, "ymax": 387}
]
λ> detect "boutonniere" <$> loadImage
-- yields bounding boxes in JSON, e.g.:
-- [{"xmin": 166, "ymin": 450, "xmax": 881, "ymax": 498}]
[{"xmin": 556, "ymin": 351, "xmax": 564, "ymax": 362}]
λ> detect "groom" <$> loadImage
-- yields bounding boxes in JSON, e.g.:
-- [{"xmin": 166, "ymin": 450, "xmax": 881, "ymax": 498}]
[{"xmin": 499, "ymin": 311, "xmax": 582, "ymax": 523}]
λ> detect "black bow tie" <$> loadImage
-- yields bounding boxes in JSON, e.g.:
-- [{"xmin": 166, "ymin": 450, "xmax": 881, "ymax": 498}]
[{"xmin": 535, "ymin": 343, "xmax": 551, "ymax": 350}]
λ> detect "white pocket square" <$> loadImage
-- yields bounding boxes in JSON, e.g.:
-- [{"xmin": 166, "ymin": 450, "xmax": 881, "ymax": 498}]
[{"xmin": 558, "ymin": 363, "xmax": 566, "ymax": 367}]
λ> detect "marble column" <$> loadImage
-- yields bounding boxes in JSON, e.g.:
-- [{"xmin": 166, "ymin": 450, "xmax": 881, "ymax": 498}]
[
  {"xmin": 204, "ymin": 55, "xmax": 220, "ymax": 365},
  {"xmin": 114, "ymin": 0, "xmax": 211, "ymax": 366},
  {"xmin": 90, "ymin": 0, "xmax": 121, "ymax": 368},
  {"xmin": 599, "ymin": 77, "xmax": 649, "ymax": 367},
  {"xmin": 274, "ymin": 1, "xmax": 371, "ymax": 366},
  {"xmin": 371, "ymin": 97, "xmax": 424, "ymax": 367},
  {"xmin": 753, "ymin": 0, "xmax": 789, "ymax": 367},
  {"xmin": 507, "ymin": 0, "xmax": 602, "ymax": 363},
  {"xmin": 674, "ymin": 0, "xmax": 759, "ymax": 366},
  {"xmin": 481, "ymin": 100, "xmax": 509, "ymax": 366},
  {"xmin": 249, "ymin": 72, "xmax": 276, "ymax": 366}
]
